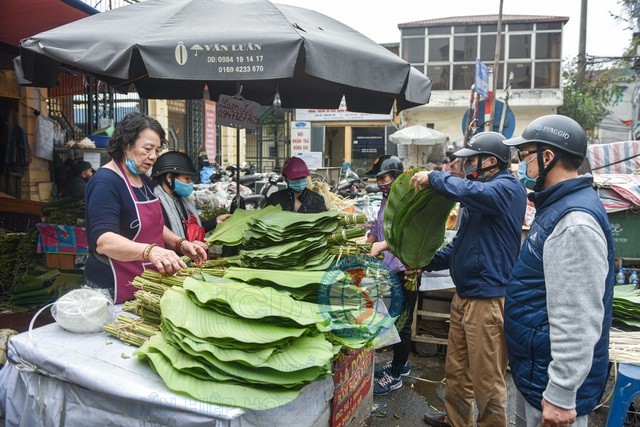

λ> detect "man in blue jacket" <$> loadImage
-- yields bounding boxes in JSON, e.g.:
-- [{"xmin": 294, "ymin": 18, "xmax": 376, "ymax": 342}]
[
  {"xmin": 503, "ymin": 115, "xmax": 614, "ymax": 427},
  {"xmin": 412, "ymin": 132, "xmax": 527, "ymax": 427}
]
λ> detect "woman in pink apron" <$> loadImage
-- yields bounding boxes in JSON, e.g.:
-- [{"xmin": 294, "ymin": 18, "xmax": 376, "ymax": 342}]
[{"xmin": 84, "ymin": 113, "xmax": 207, "ymax": 304}]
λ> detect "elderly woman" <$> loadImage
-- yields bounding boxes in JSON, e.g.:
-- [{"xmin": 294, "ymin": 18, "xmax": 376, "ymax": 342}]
[
  {"xmin": 151, "ymin": 150, "xmax": 229, "ymax": 253},
  {"xmin": 84, "ymin": 113, "xmax": 207, "ymax": 303}
]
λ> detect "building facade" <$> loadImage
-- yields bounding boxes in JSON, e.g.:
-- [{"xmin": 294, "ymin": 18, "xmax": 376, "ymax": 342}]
[{"xmin": 397, "ymin": 14, "xmax": 569, "ymax": 151}]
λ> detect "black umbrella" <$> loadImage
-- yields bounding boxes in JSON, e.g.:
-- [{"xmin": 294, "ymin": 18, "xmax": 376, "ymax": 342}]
[{"xmin": 18, "ymin": 0, "xmax": 431, "ymax": 114}]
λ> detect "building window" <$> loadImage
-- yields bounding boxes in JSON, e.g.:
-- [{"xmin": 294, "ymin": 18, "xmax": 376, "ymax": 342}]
[
  {"xmin": 454, "ymin": 35, "xmax": 477, "ymax": 61},
  {"xmin": 536, "ymin": 33, "xmax": 561, "ymax": 59},
  {"xmin": 402, "ymin": 27, "xmax": 425, "ymax": 36},
  {"xmin": 429, "ymin": 38, "xmax": 450, "ymax": 61},
  {"xmin": 401, "ymin": 20, "xmax": 563, "ymax": 91},
  {"xmin": 453, "ymin": 64, "xmax": 475, "ymax": 90},
  {"xmin": 535, "ymin": 62, "xmax": 561, "ymax": 88},
  {"xmin": 509, "ymin": 34, "xmax": 532, "ymax": 59},
  {"xmin": 480, "ymin": 34, "xmax": 504, "ymax": 61},
  {"xmin": 508, "ymin": 23, "xmax": 533, "ymax": 31},
  {"xmin": 536, "ymin": 22, "xmax": 562, "ymax": 30},
  {"xmin": 428, "ymin": 26, "xmax": 451, "ymax": 35},
  {"xmin": 454, "ymin": 25, "xmax": 478, "ymax": 34},
  {"xmin": 427, "ymin": 65, "xmax": 450, "ymax": 90},
  {"xmin": 402, "ymin": 37, "xmax": 425, "ymax": 63},
  {"xmin": 507, "ymin": 62, "xmax": 532, "ymax": 89}
]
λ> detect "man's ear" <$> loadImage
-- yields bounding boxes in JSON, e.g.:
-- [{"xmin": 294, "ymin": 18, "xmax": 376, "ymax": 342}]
[{"xmin": 542, "ymin": 149, "xmax": 555, "ymax": 167}]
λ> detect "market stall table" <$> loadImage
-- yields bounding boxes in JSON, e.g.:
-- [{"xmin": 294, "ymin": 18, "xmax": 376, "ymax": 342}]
[{"xmin": 0, "ymin": 318, "xmax": 334, "ymax": 426}]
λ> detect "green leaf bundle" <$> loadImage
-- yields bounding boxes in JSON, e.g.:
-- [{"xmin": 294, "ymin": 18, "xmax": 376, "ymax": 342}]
[
  {"xmin": 384, "ymin": 169, "xmax": 455, "ymax": 290},
  {"xmin": 206, "ymin": 205, "xmax": 282, "ymax": 246}
]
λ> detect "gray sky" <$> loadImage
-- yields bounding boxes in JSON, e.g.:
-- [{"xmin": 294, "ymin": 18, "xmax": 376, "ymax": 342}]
[{"xmin": 275, "ymin": 0, "xmax": 632, "ymax": 59}]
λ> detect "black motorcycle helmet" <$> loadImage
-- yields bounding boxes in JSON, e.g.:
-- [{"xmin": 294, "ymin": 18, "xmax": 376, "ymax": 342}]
[
  {"xmin": 504, "ymin": 114, "xmax": 587, "ymax": 157},
  {"xmin": 151, "ymin": 151, "xmax": 197, "ymax": 177},
  {"xmin": 504, "ymin": 114, "xmax": 587, "ymax": 191},
  {"xmin": 151, "ymin": 151, "xmax": 196, "ymax": 192},
  {"xmin": 454, "ymin": 131, "xmax": 511, "ymax": 163},
  {"xmin": 366, "ymin": 155, "xmax": 404, "ymax": 178},
  {"xmin": 453, "ymin": 132, "xmax": 510, "ymax": 180}
]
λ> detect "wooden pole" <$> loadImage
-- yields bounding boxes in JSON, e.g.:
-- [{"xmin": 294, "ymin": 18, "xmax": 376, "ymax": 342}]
[
  {"xmin": 489, "ymin": 0, "xmax": 504, "ymax": 130},
  {"xmin": 576, "ymin": 0, "xmax": 588, "ymax": 88}
]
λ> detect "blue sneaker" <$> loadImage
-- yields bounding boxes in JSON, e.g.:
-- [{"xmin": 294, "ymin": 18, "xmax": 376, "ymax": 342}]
[
  {"xmin": 373, "ymin": 371, "xmax": 402, "ymax": 395},
  {"xmin": 374, "ymin": 361, "xmax": 411, "ymax": 379}
]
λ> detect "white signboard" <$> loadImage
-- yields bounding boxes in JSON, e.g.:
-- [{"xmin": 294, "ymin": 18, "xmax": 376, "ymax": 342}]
[
  {"xmin": 216, "ymin": 94, "xmax": 260, "ymax": 130},
  {"xmin": 83, "ymin": 152, "xmax": 102, "ymax": 171},
  {"xmin": 295, "ymin": 97, "xmax": 392, "ymax": 122},
  {"xmin": 290, "ymin": 121, "xmax": 311, "ymax": 152},
  {"xmin": 294, "ymin": 151, "xmax": 323, "ymax": 170},
  {"xmin": 35, "ymin": 116, "xmax": 55, "ymax": 161}
]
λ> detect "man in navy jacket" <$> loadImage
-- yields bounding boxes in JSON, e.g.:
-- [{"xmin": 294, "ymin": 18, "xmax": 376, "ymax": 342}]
[
  {"xmin": 503, "ymin": 115, "xmax": 614, "ymax": 427},
  {"xmin": 412, "ymin": 132, "xmax": 527, "ymax": 427}
]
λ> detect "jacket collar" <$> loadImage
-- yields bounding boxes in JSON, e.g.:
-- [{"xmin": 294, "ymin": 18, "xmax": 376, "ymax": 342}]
[{"xmin": 529, "ymin": 175, "xmax": 594, "ymax": 209}]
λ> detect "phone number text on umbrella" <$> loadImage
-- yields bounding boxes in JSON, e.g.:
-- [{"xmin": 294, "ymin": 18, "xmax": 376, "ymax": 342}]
[{"xmin": 217, "ymin": 65, "xmax": 265, "ymax": 73}]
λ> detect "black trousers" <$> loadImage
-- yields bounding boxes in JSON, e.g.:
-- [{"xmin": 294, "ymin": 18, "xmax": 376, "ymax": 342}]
[{"xmin": 391, "ymin": 274, "xmax": 419, "ymax": 376}]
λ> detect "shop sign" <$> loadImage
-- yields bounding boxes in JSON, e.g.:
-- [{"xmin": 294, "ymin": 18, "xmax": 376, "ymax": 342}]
[
  {"xmin": 331, "ymin": 349, "xmax": 373, "ymax": 427},
  {"xmin": 204, "ymin": 100, "xmax": 217, "ymax": 163},
  {"xmin": 216, "ymin": 94, "xmax": 260, "ymax": 129},
  {"xmin": 295, "ymin": 97, "xmax": 392, "ymax": 122},
  {"xmin": 293, "ymin": 151, "xmax": 322, "ymax": 169},
  {"xmin": 290, "ymin": 121, "xmax": 311, "ymax": 152}
]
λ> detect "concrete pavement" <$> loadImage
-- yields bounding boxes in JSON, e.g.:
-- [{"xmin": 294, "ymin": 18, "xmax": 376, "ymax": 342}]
[{"xmin": 366, "ymin": 348, "xmax": 611, "ymax": 426}]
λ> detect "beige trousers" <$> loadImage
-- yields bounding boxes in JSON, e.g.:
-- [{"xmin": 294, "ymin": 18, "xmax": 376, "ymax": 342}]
[{"xmin": 444, "ymin": 293, "xmax": 508, "ymax": 427}]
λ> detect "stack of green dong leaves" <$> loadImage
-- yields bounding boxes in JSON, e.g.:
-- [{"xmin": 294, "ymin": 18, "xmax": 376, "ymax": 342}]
[
  {"xmin": 132, "ymin": 273, "xmax": 392, "ymax": 409},
  {"xmin": 612, "ymin": 284, "xmax": 640, "ymax": 330},
  {"xmin": 384, "ymin": 169, "xmax": 455, "ymax": 290},
  {"xmin": 116, "ymin": 207, "xmax": 396, "ymax": 410},
  {"xmin": 206, "ymin": 205, "xmax": 369, "ymax": 269}
]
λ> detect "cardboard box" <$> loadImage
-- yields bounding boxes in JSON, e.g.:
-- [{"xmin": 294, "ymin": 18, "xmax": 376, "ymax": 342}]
[
  {"xmin": 44, "ymin": 253, "xmax": 75, "ymax": 270},
  {"xmin": 331, "ymin": 349, "xmax": 373, "ymax": 427}
]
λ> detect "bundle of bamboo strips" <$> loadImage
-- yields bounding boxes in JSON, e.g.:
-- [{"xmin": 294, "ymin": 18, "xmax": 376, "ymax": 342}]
[
  {"xmin": 609, "ymin": 331, "xmax": 640, "ymax": 365},
  {"xmin": 310, "ymin": 181, "xmax": 356, "ymax": 212}
]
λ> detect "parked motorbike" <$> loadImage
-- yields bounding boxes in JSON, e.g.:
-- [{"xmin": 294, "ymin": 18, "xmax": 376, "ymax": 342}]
[
  {"xmin": 365, "ymin": 183, "xmax": 381, "ymax": 194},
  {"xmin": 209, "ymin": 163, "xmax": 227, "ymax": 184},
  {"xmin": 225, "ymin": 164, "xmax": 264, "ymax": 191},
  {"xmin": 335, "ymin": 168, "xmax": 366, "ymax": 198}
]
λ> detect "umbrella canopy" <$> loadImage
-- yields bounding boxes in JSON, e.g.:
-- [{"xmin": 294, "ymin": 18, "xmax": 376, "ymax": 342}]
[
  {"xmin": 18, "ymin": 0, "xmax": 431, "ymax": 114},
  {"xmin": 388, "ymin": 125, "xmax": 448, "ymax": 146}
]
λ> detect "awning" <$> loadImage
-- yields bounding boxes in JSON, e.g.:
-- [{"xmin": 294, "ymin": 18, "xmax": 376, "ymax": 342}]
[{"xmin": 0, "ymin": 0, "xmax": 98, "ymax": 69}]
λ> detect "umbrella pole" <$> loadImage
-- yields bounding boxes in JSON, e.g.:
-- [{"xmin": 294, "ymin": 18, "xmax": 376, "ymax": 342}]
[{"xmin": 236, "ymin": 128, "xmax": 241, "ymax": 199}]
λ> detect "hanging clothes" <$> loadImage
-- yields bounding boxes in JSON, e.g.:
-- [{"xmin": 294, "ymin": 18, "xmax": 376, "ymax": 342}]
[{"xmin": 5, "ymin": 124, "xmax": 31, "ymax": 177}]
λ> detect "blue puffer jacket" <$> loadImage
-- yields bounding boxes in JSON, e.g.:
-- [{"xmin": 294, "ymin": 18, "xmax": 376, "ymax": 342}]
[
  {"xmin": 426, "ymin": 169, "xmax": 527, "ymax": 298},
  {"xmin": 504, "ymin": 176, "xmax": 614, "ymax": 416}
]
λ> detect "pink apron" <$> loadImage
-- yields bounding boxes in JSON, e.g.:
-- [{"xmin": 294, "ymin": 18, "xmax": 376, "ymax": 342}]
[{"xmin": 111, "ymin": 162, "xmax": 165, "ymax": 303}]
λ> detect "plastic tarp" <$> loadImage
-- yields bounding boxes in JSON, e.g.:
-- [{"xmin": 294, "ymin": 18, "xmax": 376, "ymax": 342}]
[
  {"xmin": 593, "ymin": 174, "xmax": 640, "ymax": 213},
  {"xmin": 587, "ymin": 141, "xmax": 640, "ymax": 174},
  {"xmin": 0, "ymin": 320, "xmax": 333, "ymax": 427}
]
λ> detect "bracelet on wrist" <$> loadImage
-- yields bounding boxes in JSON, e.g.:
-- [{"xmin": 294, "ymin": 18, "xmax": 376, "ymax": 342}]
[
  {"xmin": 174, "ymin": 238, "xmax": 186, "ymax": 252},
  {"xmin": 143, "ymin": 243, "xmax": 157, "ymax": 261}
]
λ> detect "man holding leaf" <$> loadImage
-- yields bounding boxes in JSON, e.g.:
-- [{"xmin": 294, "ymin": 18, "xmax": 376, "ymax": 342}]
[{"xmin": 412, "ymin": 132, "xmax": 527, "ymax": 427}]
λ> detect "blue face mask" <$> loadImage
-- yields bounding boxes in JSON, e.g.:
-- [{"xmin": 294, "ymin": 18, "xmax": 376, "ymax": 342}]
[
  {"xmin": 173, "ymin": 179, "xmax": 194, "ymax": 197},
  {"xmin": 288, "ymin": 178, "xmax": 309, "ymax": 193},
  {"xmin": 125, "ymin": 158, "xmax": 142, "ymax": 175},
  {"xmin": 517, "ymin": 158, "xmax": 538, "ymax": 190}
]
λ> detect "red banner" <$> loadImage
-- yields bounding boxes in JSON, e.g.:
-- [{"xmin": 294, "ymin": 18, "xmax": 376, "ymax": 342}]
[
  {"xmin": 331, "ymin": 349, "xmax": 373, "ymax": 427},
  {"xmin": 204, "ymin": 100, "xmax": 217, "ymax": 164}
]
